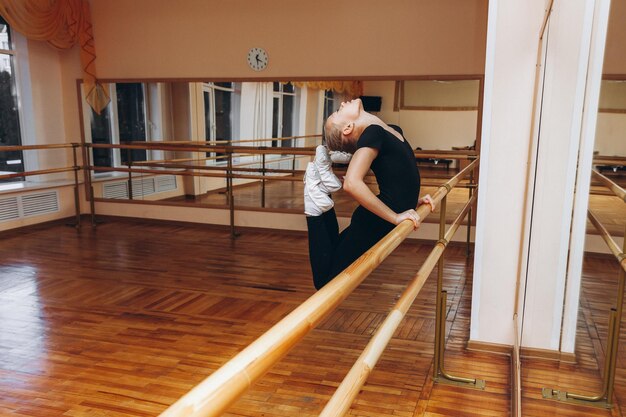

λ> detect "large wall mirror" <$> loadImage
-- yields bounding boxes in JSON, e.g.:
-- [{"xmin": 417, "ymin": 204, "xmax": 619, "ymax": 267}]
[
  {"xmin": 568, "ymin": 0, "xmax": 626, "ymax": 406},
  {"xmin": 78, "ymin": 78, "xmax": 483, "ymax": 213},
  {"xmin": 575, "ymin": 74, "xmax": 626, "ymax": 370}
]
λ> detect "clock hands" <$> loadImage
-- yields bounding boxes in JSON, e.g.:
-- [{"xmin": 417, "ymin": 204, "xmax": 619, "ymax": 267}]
[{"xmin": 249, "ymin": 48, "xmax": 267, "ymax": 70}]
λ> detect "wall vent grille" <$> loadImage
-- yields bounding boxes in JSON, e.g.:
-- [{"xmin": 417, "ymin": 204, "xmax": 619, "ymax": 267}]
[
  {"xmin": 21, "ymin": 191, "xmax": 59, "ymax": 217},
  {"xmin": 0, "ymin": 191, "xmax": 59, "ymax": 222},
  {"xmin": 102, "ymin": 175, "xmax": 177, "ymax": 199},
  {"xmin": 0, "ymin": 196, "xmax": 20, "ymax": 222}
]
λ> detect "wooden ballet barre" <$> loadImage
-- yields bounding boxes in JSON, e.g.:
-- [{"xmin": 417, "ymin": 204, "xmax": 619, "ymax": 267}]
[
  {"xmin": 0, "ymin": 166, "xmax": 79, "ymax": 181},
  {"xmin": 109, "ymin": 164, "xmax": 470, "ymax": 185},
  {"xmin": 156, "ymin": 158, "xmax": 478, "ymax": 417},
  {"xmin": 87, "ymin": 143, "xmax": 216, "ymax": 153},
  {"xmin": 587, "ymin": 209, "xmax": 626, "ymax": 273},
  {"xmin": 414, "ymin": 150, "xmax": 477, "ymax": 160},
  {"xmin": 122, "ymin": 162, "xmax": 295, "ymax": 174},
  {"xmin": 0, "ymin": 143, "xmax": 79, "ymax": 152},
  {"xmin": 87, "ymin": 142, "xmax": 318, "ymax": 156},
  {"xmin": 320, "ymin": 193, "xmax": 477, "ymax": 417},
  {"xmin": 87, "ymin": 160, "xmax": 474, "ymax": 187},
  {"xmin": 86, "ymin": 143, "xmax": 476, "ymax": 160},
  {"xmin": 145, "ymin": 139, "xmax": 230, "ymax": 145},
  {"xmin": 133, "ymin": 154, "xmax": 231, "ymax": 166},
  {"xmin": 89, "ymin": 166, "xmax": 225, "ymax": 179},
  {"xmin": 591, "ymin": 169, "xmax": 626, "ymax": 202},
  {"xmin": 135, "ymin": 153, "xmax": 306, "ymax": 168},
  {"xmin": 88, "ymin": 165, "xmax": 301, "ymax": 183},
  {"xmin": 229, "ymin": 134, "xmax": 322, "ymax": 145}
]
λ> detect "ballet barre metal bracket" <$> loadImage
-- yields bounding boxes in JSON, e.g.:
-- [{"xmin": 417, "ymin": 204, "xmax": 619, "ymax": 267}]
[
  {"xmin": 541, "ymin": 307, "xmax": 620, "ymax": 410},
  {"xmin": 433, "ymin": 290, "xmax": 486, "ymax": 391},
  {"xmin": 432, "ymin": 187, "xmax": 484, "ymax": 392},
  {"xmin": 541, "ymin": 388, "xmax": 612, "ymax": 409},
  {"xmin": 434, "ymin": 373, "xmax": 486, "ymax": 390}
]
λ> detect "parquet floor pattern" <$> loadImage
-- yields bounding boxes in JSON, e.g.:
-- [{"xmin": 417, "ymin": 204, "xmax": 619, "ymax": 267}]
[{"xmin": 0, "ymin": 219, "xmax": 622, "ymax": 416}]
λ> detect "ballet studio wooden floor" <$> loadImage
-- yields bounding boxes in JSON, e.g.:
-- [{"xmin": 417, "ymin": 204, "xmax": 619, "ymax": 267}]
[{"xmin": 0, "ymin": 215, "xmax": 624, "ymax": 416}]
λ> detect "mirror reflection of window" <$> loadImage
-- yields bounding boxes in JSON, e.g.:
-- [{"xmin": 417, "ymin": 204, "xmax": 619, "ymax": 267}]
[
  {"xmin": 89, "ymin": 106, "xmax": 113, "ymax": 168},
  {"xmin": 87, "ymin": 82, "xmax": 149, "ymax": 170},
  {"xmin": 323, "ymin": 89, "xmax": 339, "ymax": 124},
  {"xmin": 272, "ymin": 82, "xmax": 298, "ymax": 147},
  {"xmin": 203, "ymin": 82, "xmax": 238, "ymax": 161},
  {"xmin": 0, "ymin": 16, "xmax": 24, "ymax": 181},
  {"xmin": 116, "ymin": 83, "xmax": 147, "ymax": 164}
]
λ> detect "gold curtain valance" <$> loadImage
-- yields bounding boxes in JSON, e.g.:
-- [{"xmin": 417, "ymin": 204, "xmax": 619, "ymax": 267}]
[
  {"xmin": 293, "ymin": 81, "xmax": 363, "ymax": 98},
  {"xmin": 0, "ymin": 0, "xmax": 109, "ymax": 113}
]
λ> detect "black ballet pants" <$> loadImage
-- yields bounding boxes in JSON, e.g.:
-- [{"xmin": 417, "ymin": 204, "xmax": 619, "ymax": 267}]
[{"xmin": 307, "ymin": 207, "xmax": 394, "ymax": 290}]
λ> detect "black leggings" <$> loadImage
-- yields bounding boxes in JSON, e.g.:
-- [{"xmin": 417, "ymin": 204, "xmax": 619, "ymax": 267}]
[{"xmin": 307, "ymin": 207, "xmax": 394, "ymax": 290}]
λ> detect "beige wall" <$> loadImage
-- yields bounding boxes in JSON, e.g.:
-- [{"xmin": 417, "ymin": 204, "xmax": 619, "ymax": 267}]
[
  {"xmin": 90, "ymin": 0, "xmax": 488, "ymax": 79},
  {"xmin": 362, "ymin": 80, "xmax": 400, "ymax": 125},
  {"xmin": 59, "ymin": 46, "xmax": 83, "ymax": 144},
  {"xmin": 595, "ymin": 112, "xmax": 626, "ymax": 156},
  {"xmin": 398, "ymin": 111, "xmax": 477, "ymax": 150},
  {"xmin": 27, "ymin": 40, "xmax": 72, "ymax": 180},
  {"xmin": 604, "ymin": 0, "xmax": 626, "ymax": 74},
  {"xmin": 362, "ymin": 80, "xmax": 477, "ymax": 150}
]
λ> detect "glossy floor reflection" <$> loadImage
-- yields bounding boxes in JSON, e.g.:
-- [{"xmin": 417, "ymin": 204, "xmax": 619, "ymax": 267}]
[{"xmin": 0, "ymin": 219, "xmax": 622, "ymax": 416}]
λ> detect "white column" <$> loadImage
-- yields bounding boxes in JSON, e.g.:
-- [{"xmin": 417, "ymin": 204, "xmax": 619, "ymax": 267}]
[
  {"xmin": 471, "ymin": 0, "xmax": 610, "ymax": 352},
  {"xmin": 520, "ymin": 0, "xmax": 596, "ymax": 351},
  {"xmin": 470, "ymin": 0, "xmax": 545, "ymax": 346}
]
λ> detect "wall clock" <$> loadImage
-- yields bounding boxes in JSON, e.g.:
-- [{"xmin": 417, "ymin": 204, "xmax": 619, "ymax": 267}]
[{"xmin": 247, "ymin": 47, "xmax": 268, "ymax": 71}]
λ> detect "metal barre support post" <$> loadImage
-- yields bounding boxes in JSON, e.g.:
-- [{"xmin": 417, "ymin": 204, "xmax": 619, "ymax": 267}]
[
  {"xmin": 71, "ymin": 144, "xmax": 81, "ymax": 229},
  {"xmin": 466, "ymin": 168, "xmax": 474, "ymax": 257},
  {"xmin": 127, "ymin": 149, "xmax": 133, "ymax": 201},
  {"xmin": 261, "ymin": 153, "xmax": 266, "ymax": 208},
  {"xmin": 227, "ymin": 151, "xmax": 236, "ymax": 239},
  {"xmin": 433, "ymin": 190, "xmax": 485, "ymax": 389}
]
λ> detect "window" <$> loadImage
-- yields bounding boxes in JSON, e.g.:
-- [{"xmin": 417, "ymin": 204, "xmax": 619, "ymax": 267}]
[
  {"xmin": 117, "ymin": 83, "xmax": 147, "ymax": 164},
  {"xmin": 87, "ymin": 82, "xmax": 149, "ymax": 170},
  {"xmin": 0, "ymin": 17, "xmax": 24, "ymax": 182},
  {"xmin": 323, "ymin": 89, "xmax": 340, "ymax": 122},
  {"xmin": 203, "ymin": 82, "xmax": 239, "ymax": 161},
  {"xmin": 272, "ymin": 82, "xmax": 298, "ymax": 147}
]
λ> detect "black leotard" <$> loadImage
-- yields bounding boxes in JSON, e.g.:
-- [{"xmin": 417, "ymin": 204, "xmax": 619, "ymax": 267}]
[{"xmin": 307, "ymin": 124, "xmax": 421, "ymax": 289}]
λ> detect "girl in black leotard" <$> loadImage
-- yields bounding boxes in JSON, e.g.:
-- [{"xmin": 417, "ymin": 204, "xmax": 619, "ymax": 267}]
[{"xmin": 304, "ymin": 98, "xmax": 434, "ymax": 289}]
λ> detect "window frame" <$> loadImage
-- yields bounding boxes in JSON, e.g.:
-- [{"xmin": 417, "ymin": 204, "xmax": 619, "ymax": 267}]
[
  {"xmin": 0, "ymin": 19, "xmax": 26, "ymax": 182},
  {"xmin": 272, "ymin": 82, "xmax": 299, "ymax": 149},
  {"xmin": 202, "ymin": 82, "xmax": 240, "ymax": 166},
  {"xmin": 82, "ymin": 82, "xmax": 152, "ymax": 176},
  {"xmin": 323, "ymin": 89, "xmax": 340, "ymax": 122}
]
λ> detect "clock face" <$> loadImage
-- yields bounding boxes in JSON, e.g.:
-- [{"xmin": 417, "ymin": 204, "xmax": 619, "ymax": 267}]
[{"xmin": 247, "ymin": 47, "xmax": 268, "ymax": 71}]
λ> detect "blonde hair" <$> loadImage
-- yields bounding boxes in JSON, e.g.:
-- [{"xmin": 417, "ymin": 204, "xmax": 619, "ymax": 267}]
[{"xmin": 324, "ymin": 119, "xmax": 357, "ymax": 154}]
